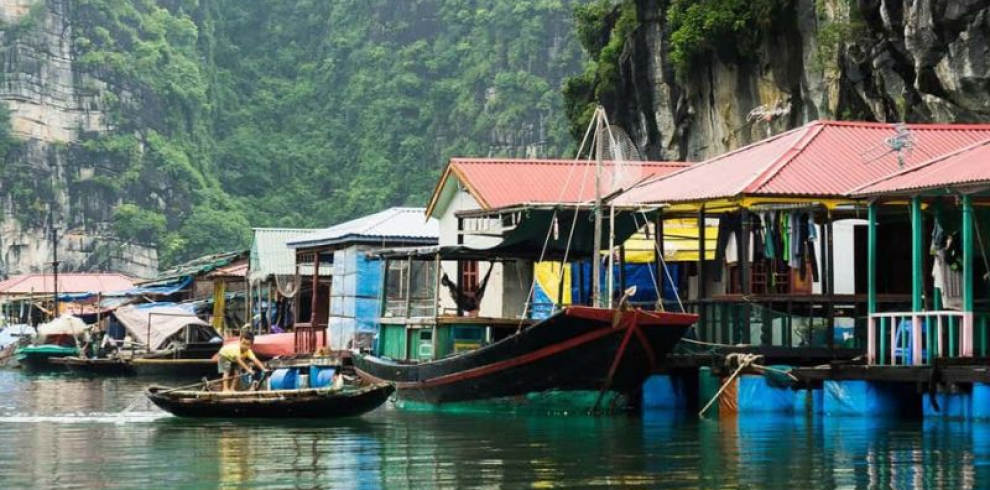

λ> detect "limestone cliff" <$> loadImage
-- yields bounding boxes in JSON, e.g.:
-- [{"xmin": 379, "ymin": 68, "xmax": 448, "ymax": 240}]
[
  {"xmin": 0, "ymin": 0, "xmax": 157, "ymax": 278},
  {"xmin": 575, "ymin": 0, "xmax": 990, "ymax": 161},
  {"xmin": 0, "ymin": 1, "xmax": 587, "ymax": 277}
]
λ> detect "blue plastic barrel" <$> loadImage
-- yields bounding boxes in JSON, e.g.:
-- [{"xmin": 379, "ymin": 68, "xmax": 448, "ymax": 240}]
[
  {"xmin": 309, "ymin": 366, "xmax": 336, "ymax": 388},
  {"xmin": 269, "ymin": 368, "xmax": 299, "ymax": 390}
]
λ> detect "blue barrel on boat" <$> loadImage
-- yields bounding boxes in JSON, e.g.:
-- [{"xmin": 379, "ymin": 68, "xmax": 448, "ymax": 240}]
[
  {"xmin": 309, "ymin": 365, "xmax": 336, "ymax": 388},
  {"xmin": 269, "ymin": 368, "xmax": 299, "ymax": 390}
]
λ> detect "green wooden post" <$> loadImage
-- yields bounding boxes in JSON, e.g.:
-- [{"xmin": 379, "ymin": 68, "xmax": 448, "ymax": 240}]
[
  {"xmin": 961, "ymin": 194, "xmax": 975, "ymax": 357},
  {"xmin": 868, "ymin": 202, "xmax": 882, "ymax": 363},
  {"xmin": 911, "ymin": 197, "xmax": 924, "ymax": 312},
  {"xmin": 911, "ymin": 197, "xmax": 924, "ymax": 365}
]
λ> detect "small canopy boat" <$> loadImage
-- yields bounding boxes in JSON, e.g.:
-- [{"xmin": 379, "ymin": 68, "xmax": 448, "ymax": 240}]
[
  {"xmin": 14, "ymin": 316, "xmax": 86, "ymax": 371},
  {"xmin": 145, "ymin": 381, "xmax": 394, "ymax": 418}
]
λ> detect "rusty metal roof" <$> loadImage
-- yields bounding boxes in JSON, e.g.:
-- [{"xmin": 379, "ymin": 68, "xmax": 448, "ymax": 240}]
[
  {"xmin": 426, "ymin": 158, "xmax": 688, "ymax": 218},
  {"xmin": 0, "ymin": 273, "xmax": 136, "ymax": 295},
  {"xmin": 617, "ymin": 121, "xmax": 990, "ymax": 205},
  {"xmin": 287, "ymin": 207, "xmax": 439, "ymax": 250},
  {"xmin": 853, "ymin": 137, "xmax": 990, "ymax": 196}
]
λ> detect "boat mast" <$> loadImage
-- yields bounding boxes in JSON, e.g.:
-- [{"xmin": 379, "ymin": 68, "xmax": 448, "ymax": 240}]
[
  {"xmin": 592, "ymin": 107, "xmax": 604, "ymax": 308},
  {"xmin": 49, "ymin": 207, "xmax": 59, "ymax": 319}
]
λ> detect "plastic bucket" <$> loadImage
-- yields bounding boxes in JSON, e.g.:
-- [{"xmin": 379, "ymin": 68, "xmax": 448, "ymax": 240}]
[
  {"xmin": 269, "ymin": 368, "xmax": 299, "ymax": 390},
  {"xmin": 310, "ymin": 366, "xmax": 336, "ymax": 388}
]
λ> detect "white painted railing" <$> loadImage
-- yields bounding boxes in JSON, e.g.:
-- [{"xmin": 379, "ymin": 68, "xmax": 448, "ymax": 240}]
[{"xmin": 867, "ymin": 311, "xmax": 973, "ymax": 365}]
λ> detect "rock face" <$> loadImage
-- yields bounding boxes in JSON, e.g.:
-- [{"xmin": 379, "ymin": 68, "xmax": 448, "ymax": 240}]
[
  {"xmin": 606, "ymin": 0, "xmax": 990, "ymax": 162},
  {"xmin": 0, "ymin": 0, "xmax": 157, "ymax": 278}
]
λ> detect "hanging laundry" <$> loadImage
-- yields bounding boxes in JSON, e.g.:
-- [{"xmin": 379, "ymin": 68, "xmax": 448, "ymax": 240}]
[
  {"xmin": 933, "ymin": 231, "xmax": 963, "ymax": 309},
  {"xmin": 713, "ymin": 212, "xmax": 742, "ymax": 281},
  {"xmin": 789, "ymin": 211, "xmax": 802, "ymax": 270},
  {"xmin": 752, "ymin": 214, "xmax": 765, "ymax": 261},
  {"xmin": 763, "ymin": 212, "xmax": 775, "ymax": 259}
]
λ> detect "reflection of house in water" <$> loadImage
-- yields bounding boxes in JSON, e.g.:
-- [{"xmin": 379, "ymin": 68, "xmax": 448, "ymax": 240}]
[{"xmin": 286, "ymin": 208, "xmax": 438, "ymax": 352}]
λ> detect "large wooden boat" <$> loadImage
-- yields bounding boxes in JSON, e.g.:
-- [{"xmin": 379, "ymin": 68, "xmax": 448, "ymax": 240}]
[
  {"xmin": 145, "ymin": 382, "xmax": 394, "ymax": 418},
  {"xmin": 354, "ymin": 306, "xmax": 695, "ymax": 411}
]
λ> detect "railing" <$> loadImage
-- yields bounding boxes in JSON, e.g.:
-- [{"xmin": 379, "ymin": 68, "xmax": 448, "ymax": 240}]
[
  {"xmin": 682, "ymin": 295, "xmax": 887, "ymax": 349},
  {"xmin": 867, "ymin": 311, "xmax": 990, "ymax": 365}
]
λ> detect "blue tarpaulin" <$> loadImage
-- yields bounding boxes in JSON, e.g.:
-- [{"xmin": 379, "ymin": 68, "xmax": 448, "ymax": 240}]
[
  {"xmin": 824, "ymin": 380, "xmax": 918, "ymax": 416},
  {"xmin": 570, "ymin": 261, "xmax": 680, "ymax": 307},
  {"xmin": 736, "ymin": 375, "xmax": 797, "ymax": 413},
  {"xmin": 108, "ymin": 276, "xmax": 194, "ymax": 298}
]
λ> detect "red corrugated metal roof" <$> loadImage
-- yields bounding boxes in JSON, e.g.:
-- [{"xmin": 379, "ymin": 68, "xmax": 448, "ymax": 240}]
[
  {"xmin": 617, "ymin": 120, "xmax": 990, "ymax": 205},
  {"xmin": 0, "ymin": 273, "xmax": 136, "ymax": 295},
  {"xmin": 853, "ymin": 137, "xmax": 990, "ymax": 195},
  {"xmin": 429, "ymin": 158, "xmax": 688, "ymax": 216}
]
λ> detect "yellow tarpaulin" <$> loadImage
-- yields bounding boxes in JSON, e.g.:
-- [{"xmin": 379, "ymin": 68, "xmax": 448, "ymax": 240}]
[
  {"xmin": 211, "ymin": 280, "xmax": 226, "ymax": 332},
  {"xmin": 534, "ymin": 262, "xmax": 571, "ymax": 305},
  {"xmin": 621, "ymin": 218, "xmax": 716, "ymax": 263}
]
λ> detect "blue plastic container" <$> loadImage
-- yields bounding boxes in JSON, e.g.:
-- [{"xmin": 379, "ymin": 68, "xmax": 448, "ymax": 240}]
[
  {"xmin": 269, "ymin": 368, "xmax": 299, "ymax": 390},
  {"xmin": 309, "ymin": 366, "xmax": 336, "ymax": 388}
]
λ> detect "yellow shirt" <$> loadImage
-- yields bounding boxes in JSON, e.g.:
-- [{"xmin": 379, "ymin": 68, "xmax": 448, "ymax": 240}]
[{"xmin": 219, "ymin": 343, "xmax": 257, "ymax": 363}]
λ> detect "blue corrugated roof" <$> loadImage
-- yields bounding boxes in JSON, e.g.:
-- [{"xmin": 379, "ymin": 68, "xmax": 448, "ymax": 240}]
[{"xmin": 287, "ymin": 208, "xmax": 438, "ymax": 250}]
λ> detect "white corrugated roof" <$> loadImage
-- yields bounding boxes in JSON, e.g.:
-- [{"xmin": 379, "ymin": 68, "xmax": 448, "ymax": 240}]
[
  {"xmin": 250, "ymin": 228, "xmax": 318, "ymax": 277},
  {"xmin": 286, "ymin": 208, "xmax": 438, "ymax": 250}
]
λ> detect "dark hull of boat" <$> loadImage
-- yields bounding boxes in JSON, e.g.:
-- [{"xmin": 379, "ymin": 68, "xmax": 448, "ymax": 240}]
[
  {"xmin": 51, "ymin": 357, "xmax": 136, "ymax": 376},
  {"xmin": 131, "ymin": 359, "xmax": 218, "ymax": 378},
  {"xmin": 145, "ymin": 383, "xmax": 394, "ymax": 418},
  {"xmin": 353, "ymin": 307, "xmax": 696, "ymax": 410},
  {"xmin": 16, "ymin": 350, "xmax": 76, "ymax": 372}
]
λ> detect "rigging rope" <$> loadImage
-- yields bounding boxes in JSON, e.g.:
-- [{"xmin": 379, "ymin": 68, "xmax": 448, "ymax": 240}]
[{"xmin": 517, "ymin": 112, "xmax": 597, "ymax": 326}]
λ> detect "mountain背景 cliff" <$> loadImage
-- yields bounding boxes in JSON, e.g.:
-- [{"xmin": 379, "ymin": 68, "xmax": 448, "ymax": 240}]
[
  {"xmin": 566, "ymin": 0, "xmax": 990, "ymax": 162},
  {"xmin": 0, "ymin": 0, "xmax": 588, "ymax": 276}
]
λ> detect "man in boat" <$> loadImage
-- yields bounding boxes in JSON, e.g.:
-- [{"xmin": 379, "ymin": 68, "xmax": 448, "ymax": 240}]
[{"xmin": 218, "ymin": 331, "xmax": 267, "ymax": 392}]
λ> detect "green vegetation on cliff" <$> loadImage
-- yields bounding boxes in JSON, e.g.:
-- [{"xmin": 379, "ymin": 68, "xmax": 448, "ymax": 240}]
[
  {"xmin": 14, "ymin": 0, "xmax": 586, "ymax": 266},
  {"xmin": 564, "ymin": 0, "xmax": 792, "ymax": 137}
]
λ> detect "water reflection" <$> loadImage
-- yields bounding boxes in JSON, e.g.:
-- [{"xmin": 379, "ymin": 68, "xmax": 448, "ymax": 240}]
[{"xmin": 4, "ymin": 369, "xmax": 990, "ymax": 489}]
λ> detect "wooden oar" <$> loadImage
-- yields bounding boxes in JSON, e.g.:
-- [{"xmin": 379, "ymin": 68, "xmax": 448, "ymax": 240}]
[{"xmin": 156, "ymin": 371, "xmax": 267, "ymax": 395}]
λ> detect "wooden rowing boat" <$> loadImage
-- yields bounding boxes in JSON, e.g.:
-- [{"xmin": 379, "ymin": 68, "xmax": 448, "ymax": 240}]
[{"xmin": 145, "ymin": 382, "xmax": 394, "ymax": 418}]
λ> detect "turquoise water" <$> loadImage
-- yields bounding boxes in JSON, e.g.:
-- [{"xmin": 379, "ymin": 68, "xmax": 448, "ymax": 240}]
[{"xmin": 0, "ymin": 370, "xmax": 988, "ymax": 489}]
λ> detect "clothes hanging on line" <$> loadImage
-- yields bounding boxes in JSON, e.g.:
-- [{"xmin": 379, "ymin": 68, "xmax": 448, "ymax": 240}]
[
  {"xmin": 712, "ymin": 209, "xmax": 819, "ymax": 283},
  {"xmin": 931, "ymin": 221, "xmax": 964, "ymax": 309}
]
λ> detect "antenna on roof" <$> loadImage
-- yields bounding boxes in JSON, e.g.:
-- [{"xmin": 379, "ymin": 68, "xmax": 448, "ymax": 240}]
[{"xmin": 860, "ymin": 123, "xmax": 915, "ymax": 168}]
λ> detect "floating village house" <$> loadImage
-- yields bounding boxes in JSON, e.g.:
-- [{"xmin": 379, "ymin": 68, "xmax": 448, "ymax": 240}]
[
  {"xmin": 286, "ymin": 208, "xmax": 439, "ymax": 353},
  {"xmin": 245, "ymin": 228, "xmax": 318, "ymax": 333},
  {"xmin": 131, "ymin": 250, "xmax": 249, "ymax": 332},
  {"xmin": 424, "ymin": 158, "xmax": 689, "ymax": 319},
  {"xmin": 852, "ymin": 137, "xmax": 990, "ymax": 368},
  {"xmin": 770, "ymin": 134, "xmax": 990, "ymax": 419},
  {"xmin": 0, "ymin": 273, "xmax": 135, "ymax": 324},
  {"xmin": 615, "ymin": 120, "xmax": 990, "ymax": 367}
]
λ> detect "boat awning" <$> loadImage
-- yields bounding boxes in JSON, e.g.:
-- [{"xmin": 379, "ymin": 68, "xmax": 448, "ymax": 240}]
[
  {"xmin": 112, "ymin": 303, "xmax": 218, "ymax": 351},
  {"xmin": 446, "ymin": 205, "xmax": 659, "ymax": 261},
  {"xmin": 373, "ymin": 207, "xmax": 656, "ymax": 262}
]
